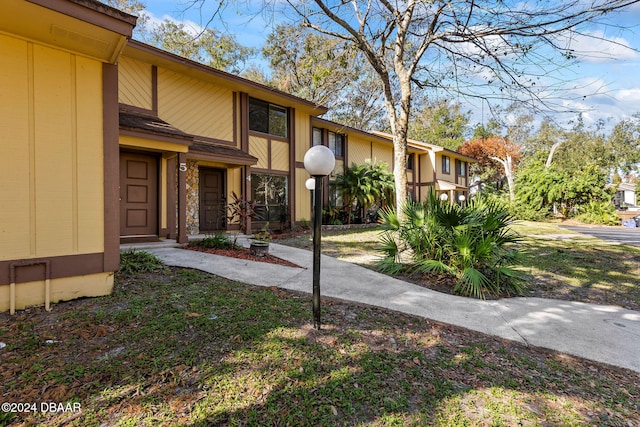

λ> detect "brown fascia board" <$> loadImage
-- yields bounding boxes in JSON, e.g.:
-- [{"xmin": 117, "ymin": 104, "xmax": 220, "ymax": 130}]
[
  {"xmin": 371, "ymin": 130, "xmax": 476, "ymax": 163},
  {"xmin": 125, "ymin": 40, "xmax": 329, "ymax": 116},
  {"xmin": 27, "ymin": 0, "xmax": 137, "ymax": 36},
  {"xmin": 311, "ymin": 117, "xmax": 395, "ymax": 145}
]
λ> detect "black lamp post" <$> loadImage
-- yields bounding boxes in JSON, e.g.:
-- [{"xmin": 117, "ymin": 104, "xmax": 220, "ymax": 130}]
[{"xmin": 303, "ymin": 146, "xmax": 335, "ymax": 330}]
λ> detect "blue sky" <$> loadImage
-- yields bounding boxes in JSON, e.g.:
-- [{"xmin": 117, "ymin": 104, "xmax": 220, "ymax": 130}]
[{"xmin": 141, "ymin": 0, "xmax": 640, "ymax": 131}]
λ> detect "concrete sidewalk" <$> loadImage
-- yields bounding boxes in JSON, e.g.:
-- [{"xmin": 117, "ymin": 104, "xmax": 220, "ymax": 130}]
[{"xmin": 146, "ymin": 239, "xmax": 640, "ymax": 374}]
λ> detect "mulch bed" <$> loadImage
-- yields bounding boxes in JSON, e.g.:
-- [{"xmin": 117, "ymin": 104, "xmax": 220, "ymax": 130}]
[{"xmin": 185, "ymin": 246, "xmax": 303, "ymax": 269}]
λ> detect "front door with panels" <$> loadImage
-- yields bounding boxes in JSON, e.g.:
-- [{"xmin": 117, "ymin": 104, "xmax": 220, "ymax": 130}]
[
  {"xmin": 199, "ymin": 168, "xmax": 226, "ymax": 232},
  {"xmin": 120, "ymin": 152, "xmax": 159, "ymax": 237}
]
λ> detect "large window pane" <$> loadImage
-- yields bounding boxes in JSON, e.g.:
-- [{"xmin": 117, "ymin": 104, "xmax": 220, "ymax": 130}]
[
  {"xmin": 249, "ymin": 98, "xmax": 269, "ymax": 134},
  {"xmin": 251, "ymin": 174, "xmax": 288, "ymax": 223},
  {"xmin": 269, "ymin": 105, "xmax": 287, "ymax": 138},
  {"xmin": 313, "ymin": 127, "xmax": 322, "ymax": 146},
  {"xmin": 249, "ymin": 98, "xmax": 288, "ymax": 138}
]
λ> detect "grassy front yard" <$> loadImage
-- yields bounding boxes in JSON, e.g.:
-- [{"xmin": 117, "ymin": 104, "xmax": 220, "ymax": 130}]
[
  {"xmin": 1, "ymin": 263, "xmax": 638, "ymax": 426},
  {"xmin": 276, "ymin": 221, "xmax": 640, "ymax": 310}
]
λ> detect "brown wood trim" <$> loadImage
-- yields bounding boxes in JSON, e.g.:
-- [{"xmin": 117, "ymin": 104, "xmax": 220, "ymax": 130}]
[
  {"xmin": 103, "ymin": 63, "xmax": 120, "ymax": 272},
  {"xmin": 119, "ymin": 129, "xmax": 192, "ymax": 146},
  {"xmin": 193, "ymin": 136, "xmax": 236, "ymax": 146},
  {"xmin": 152, "ymin": 65, "xmax": 158, "ymax": 114},
  {"xmin": 0, "ymin": 253, "xmax": 104, "ymax": 285},
  {"xmin": 27, "ymin": 0, "xmax": 137, "ymax": 35},
  {"xmin": 177, "ymin": 152, "xmax": 187, "ymax": 243},
  {"xmin": 343, "ymin": 134, "xmax": 349, "ymax": 169},
  {"xmin": 240, "ymin": 92, "xmax": 249, "ymax": 153},
  {"xmin": 233, "ymin": 92, "xmax": 238, "ymax": 147},
  {"xmin": 118, "ymin": 103, "xmax": 154, "ymax": 116},
  {"xmin": 166, "ymin": 155, "xmax": 177, "ymax": 239},
  {"xmin": 295, "ymin": 161, "xmax": 305, "ymax": 169},
  {"xmin": 248, "ymin": 130, "xmax": 289, "ymax": 143},
  {"xmin": 289, "ymin": 107, "xmax": 296, "ymax": 225}
]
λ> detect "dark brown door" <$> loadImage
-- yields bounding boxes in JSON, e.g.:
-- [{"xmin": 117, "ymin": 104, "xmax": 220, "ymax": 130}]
[
  {"xmin": 120, "ymin": 152, "xmax": 158, "ymax": 236},
  {"xmin": 199, "ymin": 168, "xmax": 225, "ymax": 231}
]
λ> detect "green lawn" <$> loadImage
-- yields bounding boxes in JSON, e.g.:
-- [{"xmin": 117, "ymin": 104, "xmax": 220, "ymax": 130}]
[
  {"xmin": 1, "ymin": 263, "xmax": 638, "ymax": 426},
  {"xmin": 277, "ymin": 222, "xmax": 640, "ymax": 310}
]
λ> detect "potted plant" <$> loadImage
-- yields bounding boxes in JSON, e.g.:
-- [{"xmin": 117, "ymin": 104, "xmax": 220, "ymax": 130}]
[{"xmin": 250, "ymin": 224, "xmax": 271, "ymax": 257}]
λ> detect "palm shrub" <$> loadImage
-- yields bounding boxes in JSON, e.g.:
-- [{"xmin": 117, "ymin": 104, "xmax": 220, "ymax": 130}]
[{"xmin": 378, "ymin": 191, "xmax": 523, "ymax": 299}]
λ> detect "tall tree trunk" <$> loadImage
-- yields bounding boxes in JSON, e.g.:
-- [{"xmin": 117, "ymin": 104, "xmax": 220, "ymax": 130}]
[
  {"xmin": 546, "ymin": 141, "xmax": 563, "ymax": 168},
  {"xmin": 491, "ymin": 155, "xmax": 516, "ymax": 202}
]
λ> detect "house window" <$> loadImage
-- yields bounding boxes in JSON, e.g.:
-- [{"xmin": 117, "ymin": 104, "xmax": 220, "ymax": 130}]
[
  {"xmin": 457, "ymin": 160, "xmax": 466, "ymax": 177},
  {"xmin": 249, "ymin": 98, "xmax": 288, "ymax": 138},
  {"xmin": 251, "ymin": 173, "xmax": 288, "ymax": 222},
  {"xmin": 442, "ymin": 156, "xmax": 450, "ymax": 174},
  {"xmin": 407, "ymin": 153, "xmax": 414, "ymax": 171},
  {"xmin": 328, "ymin": 131, "xmax": 344, "ymax": 157},
  {"xmin": 312, "ymin": 127, "xmax": 322, "ymax": 146}
]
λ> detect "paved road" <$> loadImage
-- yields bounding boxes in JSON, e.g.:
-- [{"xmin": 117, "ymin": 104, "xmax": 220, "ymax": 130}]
[{"xmin": 560, "ymin": 225, "xmax": 640, "ymax": 246}]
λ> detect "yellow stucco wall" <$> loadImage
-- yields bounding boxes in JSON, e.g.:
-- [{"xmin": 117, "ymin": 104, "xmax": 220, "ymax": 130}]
[
  {"xmin": 118, "ymin": 55, "xmax": 153, "ymax": 110},
  {"xmin": 0, "ymin": 36, "xmax": 104, "ymax": 261},
  {"xmin": 158, "ymin": 68, "xmax": 234, "ymax": 143}
]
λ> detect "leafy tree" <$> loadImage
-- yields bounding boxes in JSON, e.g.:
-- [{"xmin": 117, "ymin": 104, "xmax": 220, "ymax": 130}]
[
  {"xmin": 409, "ymin": 100, "xmax": 470, "ymax": 150},
  {"xmin": 514, "ymin": 160, "xmax": 613, "ymax": 219},
  {"xmin": 606, "ymin": 114, "xmax": 640, "ymax": 175},
  {"xmin": 458, "ymin": 136, "xmax": 521, "ymax": 201},
  {"xmin": 104, "ymin": 0, "xmax": 149, "ymax": 39},
  {"xmin": 149, "ymin": 20, "xmax": 254, "ymax": 73},
  {"xmin": 262, "ymin": 25, "xmax": 386, "ymax": 130},
  {"xmin": 278, "ymin": 0, "xmax": 638, "ymax": 216}
]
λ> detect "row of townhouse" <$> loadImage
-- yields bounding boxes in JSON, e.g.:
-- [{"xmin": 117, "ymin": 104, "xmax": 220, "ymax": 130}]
[{"xmin": 0, "ymin": 0, "xmax": 474, "ymax": 313}]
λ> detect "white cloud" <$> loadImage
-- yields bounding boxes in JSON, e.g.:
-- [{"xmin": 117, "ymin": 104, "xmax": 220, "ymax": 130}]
[{"xmin": 560, "ymin": 30, "xmax": 640, "ymax": 63}]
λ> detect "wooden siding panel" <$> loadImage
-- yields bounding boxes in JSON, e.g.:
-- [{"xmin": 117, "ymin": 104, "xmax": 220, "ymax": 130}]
[
  {"xmin": 295, "ymin": 114, "xmax": 311, "ymax": 162},
  {"xmin": 33, "ymin": 45, "xmax": 74, "ymax": 255},
  {"xmin": 158, "ymin": 69, "xmax": 234, "ymax": 142},
  {"xmin": 295, "ymin": 168, "xmax": 312, "ymax": 222},
  {"xmin": 118, "ymin": 56, "xmax": 152, "ymax": 110},
  {"xmin": 75, "ymin": 56, "xmax": 104, "ymax": 253},
  {"xmin": 271, "ymin": 140, "xmax": 289, "ymax": 172},
  {"xmin": 420, "ymin": 153, "xmax": 435, "ymax": 183},
  {"xmin": 347, "ymin": 137, "xmax": 370, "ymax": 166},
  {"xmin": 249, "ymin": 136, "xmax": 268, "ymax": 169},
  {"xmin": 0, "ymin": 36, "xmax": 31, "ymax": 259},
  {"xmin": 371, "ymin": 141, "xmax": 393, "ymax": 167}
]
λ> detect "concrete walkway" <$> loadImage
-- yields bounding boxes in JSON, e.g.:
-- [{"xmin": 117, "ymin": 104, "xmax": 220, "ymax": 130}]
[{"xmin": 144, "ymin": 238, "xmax": 640, "ymax": 374}]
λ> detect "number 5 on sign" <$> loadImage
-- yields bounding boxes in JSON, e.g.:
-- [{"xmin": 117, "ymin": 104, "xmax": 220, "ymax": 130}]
[{"xmin": 179, "ymin": 163, "xmax": 187, "ymax": 172}]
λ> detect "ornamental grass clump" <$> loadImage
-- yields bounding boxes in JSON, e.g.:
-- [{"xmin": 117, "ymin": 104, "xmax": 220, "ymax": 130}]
[{"xmin": 378, "ymin": 191, "xmax": 523, "ymax": 299}]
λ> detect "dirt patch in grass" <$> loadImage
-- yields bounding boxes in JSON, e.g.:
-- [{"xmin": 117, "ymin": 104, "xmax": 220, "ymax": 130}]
[{"xmin": 1, "ymin": 267, "xmax": 639, "ymax": 426}]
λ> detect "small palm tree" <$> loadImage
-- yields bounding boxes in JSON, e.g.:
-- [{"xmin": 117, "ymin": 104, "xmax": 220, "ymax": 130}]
[
  {"xmin": 379, "ymin": 190, "xmax": 523, "ymax": 299},
  {"xmin": 333, "ymin": 160, "xmax": 395, "ymax": 224}
]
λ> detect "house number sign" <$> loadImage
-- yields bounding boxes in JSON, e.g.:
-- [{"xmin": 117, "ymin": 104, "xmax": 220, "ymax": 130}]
[{"xmin": 179, "ymin": 163, "xmax": 187, "ymax": 172}]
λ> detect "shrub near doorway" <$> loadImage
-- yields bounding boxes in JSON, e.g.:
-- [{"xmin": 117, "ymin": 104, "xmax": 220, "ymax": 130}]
[{"xmin": 378, "ymin": 192, "xmax": 523, "ymax": 299}]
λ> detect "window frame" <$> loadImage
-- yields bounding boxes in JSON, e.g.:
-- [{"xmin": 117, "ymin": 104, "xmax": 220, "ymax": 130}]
[
  {"xmin": 250, "ymin": 173, "xmax": 289, "ymax": 223},
  {"xmin": 248, "ymin": 98, "xmax": 288, "ymax": 138},
  {"xmin": 442, "ymin": 155, "xmax": 451, "ymax": 174},
  {"xmin": 457, "ymin": 160, "xmax": 466, "ymax": 177}
]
